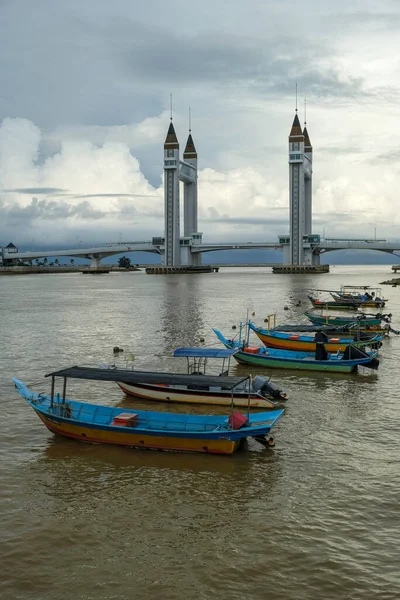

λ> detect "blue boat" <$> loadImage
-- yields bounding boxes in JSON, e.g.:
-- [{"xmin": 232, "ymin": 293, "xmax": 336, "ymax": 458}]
[
  {"xmin": 11, "ymin": 369, "xmax": 284, "ymax": 455},
  {"xmin": 213, "ymin": 329, "xmax": 380, "ymax": 373}
]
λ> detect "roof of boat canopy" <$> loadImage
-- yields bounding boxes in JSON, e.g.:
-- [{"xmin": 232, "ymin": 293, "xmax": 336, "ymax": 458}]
[
  {"xmin": 45, "ymin": 366, "xmax": 249, "ymax": 389},
  {"xmin": 173, "ymin": 348, "xmax": 238, "ymax": 358}
]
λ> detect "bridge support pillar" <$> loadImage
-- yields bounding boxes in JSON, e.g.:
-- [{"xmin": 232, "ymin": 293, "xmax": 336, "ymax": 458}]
[{"xmin": 90, "ymin": 256, "xmax": 102, "ymax": 269}]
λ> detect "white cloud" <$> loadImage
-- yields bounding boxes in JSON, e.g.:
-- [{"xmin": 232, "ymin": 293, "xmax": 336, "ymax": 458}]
[
  {"xmin": 1, "ymin": 0, "xmax": 400, "ymax": 248},
  {"xmin": 1, "ymin": 110, "xmax": 400, "ymax": 249}
]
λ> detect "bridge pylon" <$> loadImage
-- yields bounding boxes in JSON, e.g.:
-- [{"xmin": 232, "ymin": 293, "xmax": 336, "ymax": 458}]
[
  {"xmin": 162, "ymin": 119, "xmax": 201, "ymax": 267},
  {"xmin": 285, "ymin": 110, "xmax": 319, "ymax": 266}
]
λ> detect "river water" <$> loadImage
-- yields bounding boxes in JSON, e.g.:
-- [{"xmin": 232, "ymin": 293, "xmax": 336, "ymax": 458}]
[{"xmin": 1, "ymin": 265, "xmax": 399, "ymax": 600}]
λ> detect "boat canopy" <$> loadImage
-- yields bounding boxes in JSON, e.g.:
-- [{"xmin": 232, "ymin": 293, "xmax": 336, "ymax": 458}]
[
  {"xmin": 271, "ymin": 324, "xmax": 361, "ymax": 333},
  {"xmin": 173, "ymin": 348, "xmax": 238, "ymax": 358},
  {"xmin": 45, "ymin": 366, "xmax": 249, "ymax": 390}
]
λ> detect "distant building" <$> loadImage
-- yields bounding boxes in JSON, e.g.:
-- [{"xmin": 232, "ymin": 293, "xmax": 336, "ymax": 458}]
[
  {"xmin": 5, "ymin": 242, "xmax": 18, "ymax": 253},
  {"xmin": 2, "ymin": 242, "xmax": 19, "ymax": 266}
]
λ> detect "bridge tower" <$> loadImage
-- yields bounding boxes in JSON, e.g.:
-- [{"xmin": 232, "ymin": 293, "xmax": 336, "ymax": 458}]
[
  {"xmin": 303, "ymin": 124, "xmax": 313, "ymax": 236},
  {"xmin": 163, "ymin": 122, "xmax": 181, "ymax": 266},
  {"xmin": 181, "ymin": 130, "xmax": 200, "ymax": 266},
  {"xmin": 183, "ymin": 132, "xmax": 198, "ymax": 238},
  {"xmin": 288, "ymin": 112, "xmax": 306, "ymax": 264},
  {"xmin": 283, "ymin": 110, "xmax": 318, "ymax": 266}
]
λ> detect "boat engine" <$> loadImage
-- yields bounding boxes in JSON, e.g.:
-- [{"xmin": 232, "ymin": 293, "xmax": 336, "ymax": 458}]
[
  {"xmin": 342, "ymin": 345, "xmax": 380, "ymax": 370},
  {"xmin": 254, "ymin": 434, "xmax": 275, "ymax": 448},
  {"xmin": 252, "ymin": 375, "xmax": 288, "ymax": 400}
]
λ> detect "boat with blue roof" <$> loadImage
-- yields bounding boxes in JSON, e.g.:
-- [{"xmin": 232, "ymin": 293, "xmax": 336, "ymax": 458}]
[{"xmin": 11, "ymin": 370, "xmax": 284, "ymax": 455}]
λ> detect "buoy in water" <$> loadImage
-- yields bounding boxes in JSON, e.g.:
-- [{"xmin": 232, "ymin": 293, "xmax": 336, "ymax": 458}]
[
  {"xmin": 284, "ymin": 306, "xmax": 289, "ymax": 311},
  {"xmin": 232, "ymin": 325, "xmax": 237, "ymax": 330},
  {"xmin": 113, "ymin": 346, "xmax": 123, "ymax": 353}
]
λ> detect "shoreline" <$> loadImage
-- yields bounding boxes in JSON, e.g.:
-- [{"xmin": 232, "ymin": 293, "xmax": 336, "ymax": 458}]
[{"xmin": 0, "ymin": 266, "xmax": 141, "ymax": 275}]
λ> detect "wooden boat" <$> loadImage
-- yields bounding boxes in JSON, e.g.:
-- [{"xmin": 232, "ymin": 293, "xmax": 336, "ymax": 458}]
[
  {"xmin": 334, "ymin": 285, "xmax": 386, "ymax": 306},
  {"xmin": 106, "ymin": 348, "xmax": 287, "ymax": 408},
  {"xmin": 305, "ymin": 311, "xmax": 391, "ymax": 329},
  {"xmin": 308, "ymin": 295, "xmax": 385, "ymax": 310},
  {"xmin": 308, "ymin": 285, "xmax": 387, "ymax": 309},
  {"xmin": 11, "ymin": 372, "xmax": 284, "ymax": 455},
  {"xmin": 213, "ymin": 329, "xmax": 380, "ymax": 373},
  {"xmin": 248, "ymin": 322, "xmax": 383, "ymax": 353}
]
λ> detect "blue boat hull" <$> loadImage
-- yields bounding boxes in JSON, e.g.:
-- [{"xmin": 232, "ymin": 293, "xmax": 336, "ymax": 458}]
[{"xmin": 12, "ymin": 379, "xmax": 284, "ymax": 455}]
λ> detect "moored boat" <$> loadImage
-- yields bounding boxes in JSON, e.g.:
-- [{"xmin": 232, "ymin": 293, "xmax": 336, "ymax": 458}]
[
  {"xmin": 308, "ymin": 286, "xmax": 387, "ymax": 310},
  {"xmin": 213, "ymin": 329, "xmax": 380, "ymax": 373},
  {"xmin": 308, "ymin": 295, "xmax": 376, "ymax": 310},
  {"xmin": 305, "ymin": 311, "xmax": 391, "ymax": 329},
  {"xmin": 248, "ymin": 321, "xmax": 383, "ymax": 353},
  {"xmin": 107, "ymin": 348, "xmax": 287, "ymax": 408},
  {"xmin": 11, "ymin": 372, "xmax": 284, "ymax": 455}
]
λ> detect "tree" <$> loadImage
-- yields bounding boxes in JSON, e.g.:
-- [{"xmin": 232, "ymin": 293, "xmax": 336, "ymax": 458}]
[
  {"xmin": 70, "ymin": 259, "xmax": 75, "ymax": 266},
  {"xmin": 118, "ymin": 256, "xmax": 131, "ymax": 269},
  {"xmin": 54, "ymin": 259, "xmax": 59, "ymax": 266},
  {"xmin": 43, "ymin": 258, "xmax": 48, "ymax": 266}
]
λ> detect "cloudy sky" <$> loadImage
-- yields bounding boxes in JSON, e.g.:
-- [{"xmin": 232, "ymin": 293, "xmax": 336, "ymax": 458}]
[{"xmin": 1, "ymin": 0, "xmax": 400, "ymax": 249}]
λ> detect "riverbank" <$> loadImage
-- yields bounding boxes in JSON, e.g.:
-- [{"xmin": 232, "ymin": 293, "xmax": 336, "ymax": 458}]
[{"xmin": 0, "ymin": 266, "xmax": 141, "ymax": 275}]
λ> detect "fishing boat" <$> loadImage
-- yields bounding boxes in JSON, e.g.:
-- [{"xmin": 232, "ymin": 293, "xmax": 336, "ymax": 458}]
[
  {"xmin": 334, "ymin": 286, "xmax": 386, "ymax": 307},
  {"xmin": 305, "ymin": 311, "xmax": 392, "ymax": 329},
  {"xmin": 308, "ymin": 295, "xmax": 369, "ymax": 310},
  {"xmin": 248, "ymin": 321, "xmax": 383, "ymax": 353},
  {"xmin": 213, "ymin": 329, "xmax": 380, "ymax": 373},
  {"xmin": 11, "ymin": 371, "xmax": 284, "ymax": 455},
  {"xmin": 105, "ymin": 348, "xmax": 287, "ymax": 408},
  {"xmin": 308, "ymin": 286, "xmax": 387, "ymax": 309}
]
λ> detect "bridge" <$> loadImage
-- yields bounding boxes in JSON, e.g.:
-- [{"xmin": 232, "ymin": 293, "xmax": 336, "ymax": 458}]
[
  {"xmin": 6, "ymin": 240, "xmax": 283, "ymax": 268},
  {"xmin": 2, "ymin": 111, "xmax": 400, "ymax": 270}
]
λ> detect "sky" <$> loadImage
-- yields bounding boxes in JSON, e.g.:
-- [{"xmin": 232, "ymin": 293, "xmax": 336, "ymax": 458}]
[{"xmin": 1, "ymin": 0, "xmax": 400, "ymax": 249}]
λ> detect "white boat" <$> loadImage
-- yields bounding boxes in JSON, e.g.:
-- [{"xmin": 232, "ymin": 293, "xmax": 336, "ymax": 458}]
[{"xmin": 103, "ymin": 348, "xmax": 287, "ymax": 408}]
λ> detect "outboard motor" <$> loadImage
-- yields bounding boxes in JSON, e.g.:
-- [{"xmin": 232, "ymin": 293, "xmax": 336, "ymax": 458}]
[
  {"xmin": 252, "ymin": 375, "xmax": 287, "ymax": 400},
  {"xmin": 342, "ymin": 345, "xmax": 380, "ymax": 370},
  {"xmin": 254, "ymin": 434, "xmax": 276, "ymax": 448}
]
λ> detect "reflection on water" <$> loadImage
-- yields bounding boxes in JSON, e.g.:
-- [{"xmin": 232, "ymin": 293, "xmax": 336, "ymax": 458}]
[{"xmin": 1, "ymin": 267, "xmax": 400, "ymax": 600}]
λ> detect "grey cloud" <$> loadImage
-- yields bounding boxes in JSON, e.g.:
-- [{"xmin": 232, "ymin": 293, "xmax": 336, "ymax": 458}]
[
  {"xmin": 3, "ymin": 197, "xmax": 106, "ymax": 226},
  {"xmin": 119, "ymin": 24, "xmax": 366, "ymax": 101},
  {"xmin": 374, "ymin": 150, "xmax": 400, "ymax": 163},
  {"xmin": 200, "ymin": 216, "xmax": 289, "ymax": 227},
  {"xmin": 329, "ymin": 11, "xmax": 400, "ymax": 31},
  {"xmin": 319, "ymin": 146, "xmax": 363, "ymax": 156},
  {"xmin": 72, "ymin": 193, "xmax": 159, "ymax": 199},
  {"xmin": 3, "ymin": 187, "xmax": 69, "ymax": 194}
]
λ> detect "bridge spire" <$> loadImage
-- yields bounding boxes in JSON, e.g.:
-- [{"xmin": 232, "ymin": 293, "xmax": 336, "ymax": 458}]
[
  {"xmin": 288, "ymin": 109, "xmax": 305, "ymax": 265},
  {"xmin": 164, "ymin": 122, "xmax": 179, "ymax": 149},
  {"xmin": 164, "ymin": 117, "xmax": 180, "ymax": 266},
  {"xmin": 183, "ymin": 110, "xmax": 198, "ymax": 250},
  {"xmin": 303, "ymin": 101, "xmax": 313, "ymax": 237}
]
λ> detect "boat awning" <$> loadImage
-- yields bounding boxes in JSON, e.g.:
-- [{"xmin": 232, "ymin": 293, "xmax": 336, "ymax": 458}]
[
  {"xmin": 45, "ymin": 366, "xmax": 249, "ymax": 389},
  {"xmin": 173, "ymin": 347, "xmax": 238, "ymax": 358},
  {"xmin": 271, "ymin": 324, "xmax": 358, "ymax": 333}
]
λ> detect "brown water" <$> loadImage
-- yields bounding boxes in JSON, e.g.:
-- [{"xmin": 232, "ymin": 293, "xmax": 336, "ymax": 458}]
[{"xmin": 1, "ymin": 266, "xmax": 400, "ymax": 600}]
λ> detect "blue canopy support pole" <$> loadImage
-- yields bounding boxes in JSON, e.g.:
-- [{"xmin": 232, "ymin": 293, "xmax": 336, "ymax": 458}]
[
  {"xmin": 247, "ymin": 376, "xmax": 251, "ymax": 421},
  {"xmin": 239, "ymin": 322, "xmax": 243, "ymax": 345},
  {"xmin": 50, "ymin": 376, "xmax": 55, "ymax": 409}
]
